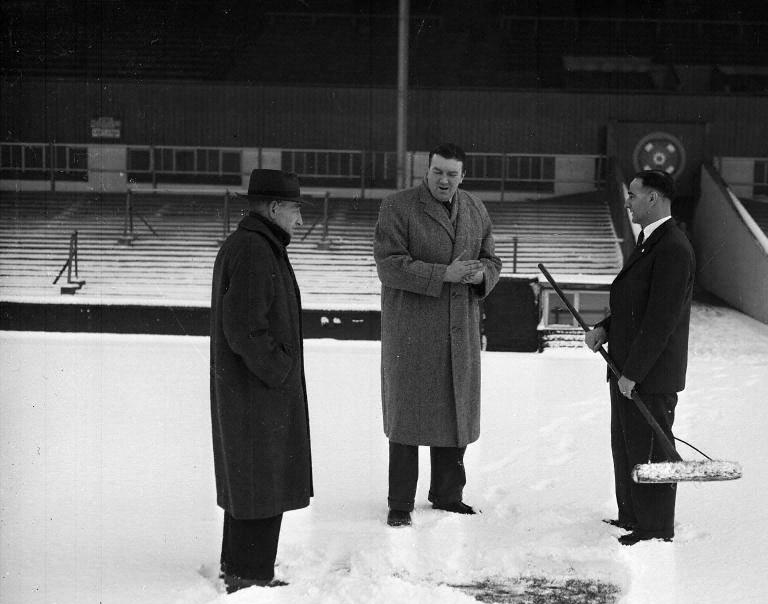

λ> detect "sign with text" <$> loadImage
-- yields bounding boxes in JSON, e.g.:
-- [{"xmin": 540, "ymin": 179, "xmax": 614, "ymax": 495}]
[{"xmin": 90, "ymin": 117, "xmax": 122, "ymax": 139}]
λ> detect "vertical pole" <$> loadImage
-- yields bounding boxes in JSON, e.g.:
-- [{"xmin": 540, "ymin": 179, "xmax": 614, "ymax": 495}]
[
  {"xmin": 223, "ymin": 189, "xmax": 230, "ymax": 240},
  {"xmin": 123, "ymin": 190, "xmax": 131, "ymax": 239},
  {"xmin": 67, "ymin": 232, "xmax": 74, "ymax": 282},
  {"xmin": 322, "ymin": 191, "xmax": 329, "ymax": 243},
  {"xmin": 50, "ymin": 142, "xmax": 56, "ymax": 192},
  {"xmin": 513, "ymin": 236, "xmax": 518, "ymax": 273},
  {"xmin": 128, "ymin": 189, "xmax": 134, "ymax": 236},
  {"xmin": 151, "ymin": 146, "xmax": 157, "ymax": 189},
  {"xmin": 500, "ymin": 153, "xmax": 506, "ymax": 202},
  {"xmin": 396, "ymin": 0, "xmax": 409, "ymax": 190},
  {"xmin": 73, "ymin": 231, "xmax": 79, "ymax": 278},
  {"xmin": 360, "ymin": 149, "xmax": 366, "ymax": 200}
]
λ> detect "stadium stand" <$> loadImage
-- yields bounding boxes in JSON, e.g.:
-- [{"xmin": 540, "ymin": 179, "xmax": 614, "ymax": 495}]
[
  {"xmin": 0, "ymin": 190, "xmax": 622, "ymax": 309},
  {"xmin": 3, "ymin": 1, "xmax": 765, "ymax": 91}
]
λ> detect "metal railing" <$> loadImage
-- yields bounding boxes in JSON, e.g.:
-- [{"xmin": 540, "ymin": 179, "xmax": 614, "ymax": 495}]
[
  {"xmin": 0, "ymin": 142, "xmax": 88, "ymax": 189},
  {"xmin": 118, "ymin": 189, "xmax": 160, "ymax": 245},
  {"xmin": 126, "ymin": 145, "xmax": 242, "ymax": 187},
  {"xmin": 281, "ymin": 149, "xmax": 398, "ymax": 198},
  {"xmin": 53, "ymin": 231, "xmax": 86, "ymax": 294},
  {"xmin": 2, "ymin": 142, "xmax": 611, "ymax": 199}
]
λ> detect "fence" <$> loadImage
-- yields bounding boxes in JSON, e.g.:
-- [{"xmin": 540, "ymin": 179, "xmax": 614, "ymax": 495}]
[
  {"xmin": 1, "ymin": 142, "xmax": 613, "ymax": 200},
  {"xmin": 0, "ymin": 142, "xmax": 88, "ymax": 186}
]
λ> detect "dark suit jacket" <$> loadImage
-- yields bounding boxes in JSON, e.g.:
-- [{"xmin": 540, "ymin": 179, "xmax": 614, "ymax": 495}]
[{"xmin": 597, "ymin": 219, "xmax": 695, "ymax": 393}]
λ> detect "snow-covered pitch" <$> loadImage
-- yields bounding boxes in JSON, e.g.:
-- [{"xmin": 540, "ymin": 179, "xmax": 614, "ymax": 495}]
[{"xmin": 1, "ymin": 302, "xmax": 767, "ymax": 603}]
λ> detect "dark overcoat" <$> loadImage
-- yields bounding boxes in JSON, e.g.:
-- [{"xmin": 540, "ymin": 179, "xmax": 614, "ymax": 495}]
[
  {"xmin": 373, "ymin": 183, "xmax": 502, "ymax": 447},
  {"xmin": 598, "ymin": 219, "xmax": 695, "ymax": 392},
  {"xmin": 210, "ymin": 213, "xmax": 312, "ymax": 519}
]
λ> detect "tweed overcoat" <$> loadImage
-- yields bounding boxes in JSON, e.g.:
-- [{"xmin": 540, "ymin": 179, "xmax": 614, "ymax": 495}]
[
  {"xmin": 373, "ymin": 182, "xmax": 502, "ymax": 447},
  {"xmin": 210, "ymin": 213, "xmax": 313, "ymax": 519},
  {"xmin": 597, "ymin": 219, "xmax": 695, "ymax": 392}
]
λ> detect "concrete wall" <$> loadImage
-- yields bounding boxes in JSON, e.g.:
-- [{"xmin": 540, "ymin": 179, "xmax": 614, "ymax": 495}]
[
  {"xmin": 5, "ymin": 79, "xmax": 768, "ymax": 156},
  {"xmin": 716, "ymin": 157, "xmax": 755, "ymax": 199},
  {"xmin": 693, "ymin": 165, "xmax": 768, "ymax": 324},
  {"xmin": 88, "ymin": 145, "xmax": 126, "ymax": 192}
]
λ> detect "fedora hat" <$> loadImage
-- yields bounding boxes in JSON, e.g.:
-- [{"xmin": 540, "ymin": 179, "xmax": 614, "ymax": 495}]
[{"xmin": 237, "ymin": 169, "xmax": 305, "ymax": 203}]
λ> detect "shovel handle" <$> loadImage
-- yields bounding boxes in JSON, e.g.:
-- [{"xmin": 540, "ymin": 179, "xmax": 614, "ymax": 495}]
[{"xmin": 538, "ymin": 263, "xmax": 682, "ymax": 463}]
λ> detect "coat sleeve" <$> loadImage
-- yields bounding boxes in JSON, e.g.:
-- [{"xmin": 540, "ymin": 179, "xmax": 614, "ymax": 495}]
[
  {"xmin": 621, "ymin": 242, "xmax": 693, "ymax": 384},
  {"xmin": 595, "ymin": 315, "xmax": 611, "ymax": 333},
  {"xmin": 473, "ymin": 201, "xmax": 502, "ymax": 299},
  {"xmin": 373, "ymin": 197, "xmax": 446, "ymax": 298},
  {"xmin": 222, "ymin": 243, "xmax": 293, "ymax": 388}
]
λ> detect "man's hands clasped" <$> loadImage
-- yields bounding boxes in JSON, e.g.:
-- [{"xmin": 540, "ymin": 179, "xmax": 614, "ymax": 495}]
[{"xmin": 444, "ymin": 250, "xmax": 484, "ymax": 284}]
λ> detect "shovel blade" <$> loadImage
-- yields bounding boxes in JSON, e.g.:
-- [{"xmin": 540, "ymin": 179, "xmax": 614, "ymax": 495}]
[{"xmin": 632, "ymin": 460, "xmax": 742, "ymax": 483}]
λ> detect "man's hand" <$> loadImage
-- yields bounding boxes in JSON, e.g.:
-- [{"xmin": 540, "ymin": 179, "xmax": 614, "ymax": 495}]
[
  {"xmin": 618, "ymin": 375, "xmax": 636, "ymax": 399},
  {"xmin": 444, "ymin": 251, "xmax": 483, "ymax": 283},
  {"xmin": 584, "ymin": 325, "xmax": 607, "ymax": 352},
  {"xmin": 461, "ymin": 269, "xmax": 484, "ymax": 285}
]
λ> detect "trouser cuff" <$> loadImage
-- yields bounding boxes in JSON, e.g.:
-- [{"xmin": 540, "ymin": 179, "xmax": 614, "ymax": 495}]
[{"xmin": 387, "ymin": 497, "xmax": 414, "ymax": 512}]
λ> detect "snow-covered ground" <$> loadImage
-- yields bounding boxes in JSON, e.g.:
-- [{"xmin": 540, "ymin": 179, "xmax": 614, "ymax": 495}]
[{"xmin": 2, "ymin": 301, "xmax": 767, "ymax": 604}]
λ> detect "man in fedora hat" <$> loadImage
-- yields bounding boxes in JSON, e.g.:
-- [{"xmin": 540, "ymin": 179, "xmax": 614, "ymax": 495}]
[{"xmin": 210, "ymin": 169, "xmax": 313, "ymax": 592}]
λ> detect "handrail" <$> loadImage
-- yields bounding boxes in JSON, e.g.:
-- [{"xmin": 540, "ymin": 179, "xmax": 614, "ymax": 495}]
[{"xmin": 53, "ymin": 230, "xmax": 86, "ymax": 294}]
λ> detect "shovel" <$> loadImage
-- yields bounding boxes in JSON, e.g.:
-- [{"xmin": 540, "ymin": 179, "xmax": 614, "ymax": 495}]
[{"xmin": 538, "ymin": 263, "xmax": 742, "ymax": 484}]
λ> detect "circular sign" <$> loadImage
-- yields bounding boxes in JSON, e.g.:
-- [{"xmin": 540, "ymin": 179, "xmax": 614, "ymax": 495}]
[{"xmin": 632, "ymin": 131, "xmax": 686, "ymax": 178}]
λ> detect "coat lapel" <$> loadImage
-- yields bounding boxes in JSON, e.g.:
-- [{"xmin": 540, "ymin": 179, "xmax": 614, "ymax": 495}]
[
  {"xmin": 453, "ymin": 191, "xmax": 472, "ymax": 255},
  {"xmin": 419, "ymin": 184, "xmax": 456, "ymax": 242},
  {"xmin": 616, "ymin": 219, "xmax": 673, "ymax": 280}
]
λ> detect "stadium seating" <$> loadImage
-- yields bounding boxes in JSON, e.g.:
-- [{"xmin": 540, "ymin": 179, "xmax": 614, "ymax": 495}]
[{"xmin": 0, "ymin": 190, "xmax": 622, "ymax": 309}]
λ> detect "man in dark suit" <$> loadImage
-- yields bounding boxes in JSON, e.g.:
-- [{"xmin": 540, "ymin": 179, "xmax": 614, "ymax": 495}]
[{"xmin": 585, "ymin": 170, "xmax": 695, "ymax": 546}]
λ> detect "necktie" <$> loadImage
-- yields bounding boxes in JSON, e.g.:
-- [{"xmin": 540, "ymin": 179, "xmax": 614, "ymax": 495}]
[
  {"xmin": 636, "ymin": 230, "xmax": 645, "ymax": 247},
  {"xmin": 443, "ymin": 201, "xmax": 452, "ymax": 215}
]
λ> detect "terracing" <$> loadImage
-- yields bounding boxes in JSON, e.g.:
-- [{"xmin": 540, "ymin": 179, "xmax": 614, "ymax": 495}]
[{"xmin": 0, "ymin": 190, "xmax": 622, "ymax": 311}]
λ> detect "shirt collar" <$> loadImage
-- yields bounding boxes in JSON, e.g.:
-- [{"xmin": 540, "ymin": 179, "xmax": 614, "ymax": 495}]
[{"xmin": 641, "ymin": 215, "xmax": 672, "ymax": 241}]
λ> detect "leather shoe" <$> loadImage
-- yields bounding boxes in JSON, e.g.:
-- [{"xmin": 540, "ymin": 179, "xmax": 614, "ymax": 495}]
[
  {"xmin": 387, "ymin": 509, "xmax": 412, "ymax": 527},
  {"xmin": 224, "ymin": 574, "xmax": 288, "ymax": 593},
  {"xmin": 618, "ymin": 531, "xmax": 673, "ymax": 546},
  {"xmin": 603, "ymin": 518, "xmax": 637, "ymax": 531},
  {"xmin": 432, "ymin": 501, "xmax": 477, "ymax": 514}
]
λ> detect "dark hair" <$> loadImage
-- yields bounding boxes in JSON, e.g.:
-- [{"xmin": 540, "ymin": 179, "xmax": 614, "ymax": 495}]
[
  {"xmin": 634, "ymin": 169, "xmax": 676, "ymax": 200},
  {"xmin": 428, "ymin": 142, "xmax": 466, "ymax": 167}
]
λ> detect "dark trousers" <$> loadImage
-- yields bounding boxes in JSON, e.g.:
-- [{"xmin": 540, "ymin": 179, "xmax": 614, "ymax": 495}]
[
  {"xmin": 220, "ymin": 510, "xmax": 283, "ymax": 581},
  {"xmin": 610, "ymin": 379, "xmax": 677, "ymax": 538},
  {"xmin": 388, "ymin": 440, "xmax": 467, "ymax": 512}
]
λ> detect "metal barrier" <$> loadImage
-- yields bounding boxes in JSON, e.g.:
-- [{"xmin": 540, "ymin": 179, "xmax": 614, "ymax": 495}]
[
  {"xmin": 281, "ymin": 149, "xmax": 398, "ymax": 197},
  {"xmin": 126, "ymin": 145, "xmax": 242, "ymax": 187},
  {"xmin": 2, "ymin": 142, "xmax": 611, "ymax": 199},
  {"xmin": 53, "ymin": 231, "xmax": 86, "ymax": 294},
  {"xmin": 0, "ymin": 142, "xmax": 88, "ymax": 188},
  {"xmin": 118, "ymin": 189, "xmax": 160, "ymax": 245}
]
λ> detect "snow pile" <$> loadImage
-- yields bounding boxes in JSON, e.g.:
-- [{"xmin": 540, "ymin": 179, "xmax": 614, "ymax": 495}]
[{"xmin": 1, "ymin": 301, "xmax": 767, "ymax": 603}]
